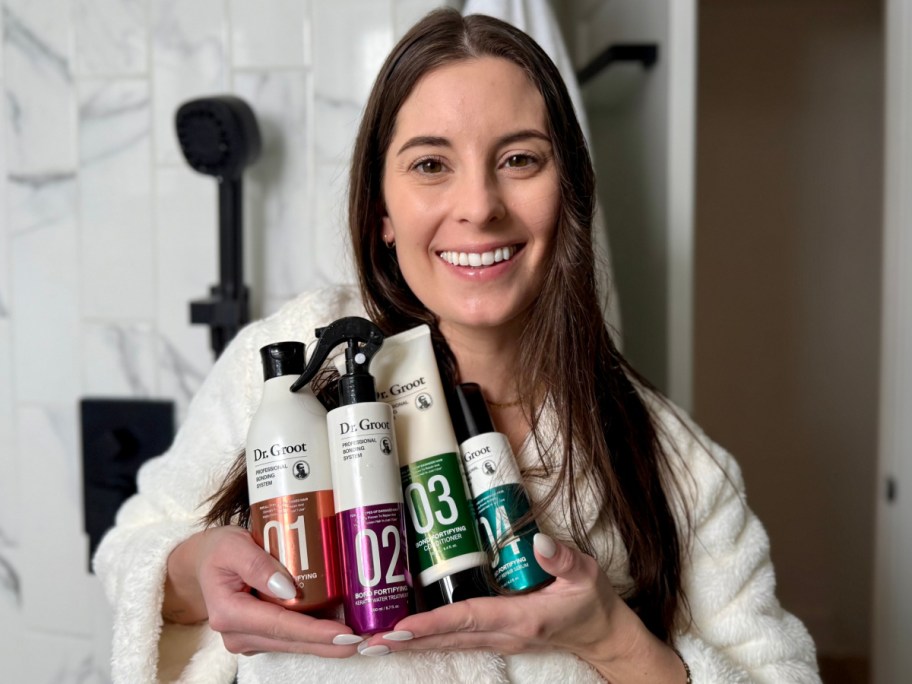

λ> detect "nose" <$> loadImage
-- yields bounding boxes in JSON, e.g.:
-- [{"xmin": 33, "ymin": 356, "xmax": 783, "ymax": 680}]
[{"xmin": 454, "ymin": 168, "xmax": 506, "ymax": 227}]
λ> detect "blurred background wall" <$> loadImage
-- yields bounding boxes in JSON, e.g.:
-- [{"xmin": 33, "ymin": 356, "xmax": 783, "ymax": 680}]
[{"xmin": 693, "ymin": 1, "xmax": 882, "ymax": 681}]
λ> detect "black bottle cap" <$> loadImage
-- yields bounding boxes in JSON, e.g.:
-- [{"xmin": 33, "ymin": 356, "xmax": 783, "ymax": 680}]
[
  {"xmin": 338, "ymin": 341, "xmax": 377, "ymax": 406},
  {"xmin": 451, "ymin": 383, "xmax": 495, "ymax": 443},
  {"xmin": 260, "ymin": 342, "xmax": 306, "ymax": 381},
  {"xmin": 422, "ymin": 566, "xmax": 492, "ymax": 609}
]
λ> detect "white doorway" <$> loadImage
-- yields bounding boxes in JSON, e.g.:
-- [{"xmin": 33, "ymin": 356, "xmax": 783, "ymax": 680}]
[{"xmin": 872, "ymin": 0, "xmax": 912, "ymax": 681}]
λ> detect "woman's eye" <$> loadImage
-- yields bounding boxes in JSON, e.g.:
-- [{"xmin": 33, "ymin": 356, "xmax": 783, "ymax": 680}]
[
  {"xmin": 504, "ymin": 154, "xmax": 536, "ymax": 169},
  {"xmin": 414, "ymin": 158, "xmax": 444, "ymax": 174}
]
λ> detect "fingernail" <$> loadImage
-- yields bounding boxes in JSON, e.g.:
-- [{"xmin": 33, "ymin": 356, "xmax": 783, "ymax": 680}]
[
  {"xmin": 358, "ymin": 642, "xmax": 391, "ymax": 657},
  {"xmin": 533, "ymin": 533, "xmax": 557, "ymax": 559},
  {"xmin": 332, "ymin": 634, "xmax": 364, "ymax": 646},
  {"xmin": 267, "ymin": 572, "xmax": 297, "ymax": 600},
  {"xmin": 382, "ymin": 630, "xmax": 414, "ymax": 641}
]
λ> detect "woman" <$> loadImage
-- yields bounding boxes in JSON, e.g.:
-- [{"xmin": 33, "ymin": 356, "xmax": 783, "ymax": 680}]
[{"xmin": 95, "ymin": 9, "xmax": 820, "ymax": 683}]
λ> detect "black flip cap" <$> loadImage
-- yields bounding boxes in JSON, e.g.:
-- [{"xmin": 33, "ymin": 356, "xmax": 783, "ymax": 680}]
[
  {"xmin": 260, "ymin": 342, "xmax": 305, "ymax": 381},
  {"xmin": 452, "ymin": 383, "xmax": 495, "ymax": 443}
]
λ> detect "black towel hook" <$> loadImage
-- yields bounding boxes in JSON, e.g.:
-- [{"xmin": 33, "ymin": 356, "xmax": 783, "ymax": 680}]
[{"xmin": 576, "ymin": 43, "xmax": 659, "ymax": 86}]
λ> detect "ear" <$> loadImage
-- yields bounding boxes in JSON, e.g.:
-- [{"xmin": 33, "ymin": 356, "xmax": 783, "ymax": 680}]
[{"xmin": 381, "ymin": 216, "xmax": 395, "ymax": 244}]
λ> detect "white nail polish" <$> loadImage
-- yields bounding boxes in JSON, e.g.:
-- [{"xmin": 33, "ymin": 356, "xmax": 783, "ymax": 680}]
[
  {"xmin": 533, "ymin": 533, "xmax": 557, "ymax": 559},
  {"xmin": 267, "ymin": 572, "xmax": 297, "ymax": 600},
  {"xmin": 358, "ymin": 643, "xmax": 391, "ymax": 657},
  {"xmin": 332, "ymin": 634, "xmax": 364, "ymax": 646},
  {"xmin": 382, "ymin": 630, "xmax": 414, "ymax": 641}
]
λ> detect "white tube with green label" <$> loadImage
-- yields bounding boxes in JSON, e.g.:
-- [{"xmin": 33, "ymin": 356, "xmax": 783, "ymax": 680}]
[{"xmin": 362, "ymin": 325, "xmax": 489, "ymax": 605}]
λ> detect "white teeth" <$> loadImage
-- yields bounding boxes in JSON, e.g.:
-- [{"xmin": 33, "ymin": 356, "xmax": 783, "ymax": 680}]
[{"xmin": 439, "ymin": 246, "xmax": 517, "ymax": 267}]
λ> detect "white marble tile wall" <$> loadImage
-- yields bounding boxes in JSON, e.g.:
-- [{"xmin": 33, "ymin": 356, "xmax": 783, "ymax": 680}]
[{"xmin": 0, "ymin": 0, "xmax": 452, "ymax": 681}]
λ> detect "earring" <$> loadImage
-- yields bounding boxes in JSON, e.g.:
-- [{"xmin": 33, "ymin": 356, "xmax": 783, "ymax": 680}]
[{"xmin": 383, "ymin": 233, "xmax": 395, "ymax": 248}]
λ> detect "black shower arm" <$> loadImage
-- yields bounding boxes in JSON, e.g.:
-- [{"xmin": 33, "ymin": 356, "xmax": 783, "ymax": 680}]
[
  {"xmin": 218, "ymin": 177, "xmax": 244, "ymax": 300},
  {"xmin": 189, "ymin": 176, "xmax": 249, "ymax": 358}
]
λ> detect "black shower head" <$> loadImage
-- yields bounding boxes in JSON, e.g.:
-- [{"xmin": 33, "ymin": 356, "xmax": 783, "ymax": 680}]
[
  {"xmin": 175, "ymin": 95, "xmax": 262, "ymax": 181},
  {"xmin": 177, "ymin": 95, "xmax": 260, "ymax": 358}
]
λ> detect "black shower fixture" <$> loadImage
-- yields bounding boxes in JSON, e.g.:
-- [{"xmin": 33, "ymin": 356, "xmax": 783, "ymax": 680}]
[{"xmin": 175, "ymin": 95, "xmax": 262, "ymax": 358}]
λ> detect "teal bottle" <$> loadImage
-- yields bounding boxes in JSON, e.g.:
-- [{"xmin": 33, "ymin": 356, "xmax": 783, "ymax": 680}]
[{"xmin": 452, "ymin": 383, "xmax": 552, "ymax": 593}]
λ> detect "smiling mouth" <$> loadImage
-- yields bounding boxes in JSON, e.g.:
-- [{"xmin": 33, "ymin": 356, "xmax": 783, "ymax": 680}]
[{"xmin": 437, "ymin": 244, "xmax": 522, "ymax": 268}]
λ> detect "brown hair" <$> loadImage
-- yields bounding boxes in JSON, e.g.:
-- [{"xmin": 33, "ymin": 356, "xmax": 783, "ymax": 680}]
[{"xmin": 207, "ymin": 8, "xmax": 688, "ymax": 642}]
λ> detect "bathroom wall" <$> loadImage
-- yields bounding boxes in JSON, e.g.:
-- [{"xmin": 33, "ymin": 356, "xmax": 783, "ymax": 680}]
[
  {"xmin": 695, "ymin": 0, "xmax": 883, "ymax": 680},
  {"xmin": 0, "ymin": 1, "xmax": 452, "ymax": 680},
  {"xmin": 563, "ymin": 0, "xmax": 884, "ymax": 679}
]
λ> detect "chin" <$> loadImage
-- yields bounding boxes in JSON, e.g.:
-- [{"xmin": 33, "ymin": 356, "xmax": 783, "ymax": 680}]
[{"xmin": 436, "ymin": 302, "xmax": 533, "ymax": 334}]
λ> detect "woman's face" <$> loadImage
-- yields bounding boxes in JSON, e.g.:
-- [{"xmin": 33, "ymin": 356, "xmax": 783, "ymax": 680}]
[{"xmin": 381, "ymin": 57, "xmax": 560, "ymax": 338}]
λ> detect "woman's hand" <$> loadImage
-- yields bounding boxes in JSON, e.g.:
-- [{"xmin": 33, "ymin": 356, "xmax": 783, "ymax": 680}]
[
  {"xmin": 360, "ymin": 534, "xmax": 687, "ymax": 682},
  {"xmin": 162, "ymin": 525, "xmax": 362, "ymax": 657}
]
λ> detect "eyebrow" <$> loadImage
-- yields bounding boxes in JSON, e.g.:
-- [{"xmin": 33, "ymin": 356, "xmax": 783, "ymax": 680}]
[{"xmin": 395, "ymin": 129, "xmax": 551, "ymax": 156}]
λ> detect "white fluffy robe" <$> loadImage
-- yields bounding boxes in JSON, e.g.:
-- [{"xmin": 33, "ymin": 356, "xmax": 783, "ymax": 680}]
[{"xmin": 94, "ymin": 286, "xmax": 820, "ymax": 683}]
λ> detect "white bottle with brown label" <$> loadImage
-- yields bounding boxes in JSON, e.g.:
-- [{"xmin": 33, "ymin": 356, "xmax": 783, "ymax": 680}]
[{"xmin": 246, "ymin": 341, "xmax": 342, "ymax": 612}]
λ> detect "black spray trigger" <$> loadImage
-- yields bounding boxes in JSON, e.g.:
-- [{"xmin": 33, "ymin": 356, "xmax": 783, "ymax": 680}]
[{"xmin": 289, "ymin": 316, "xmax": 385, "ymax": 404}]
